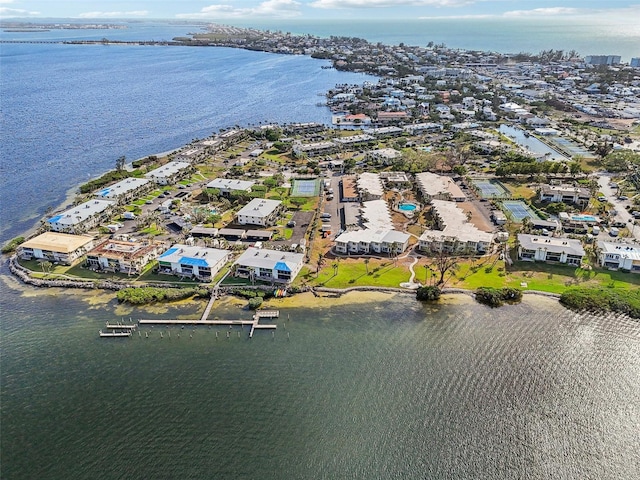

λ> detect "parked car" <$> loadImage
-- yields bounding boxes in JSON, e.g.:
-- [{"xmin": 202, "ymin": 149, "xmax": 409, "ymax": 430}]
[{"xmin": 287, "ymin": 220, "xmax": 296, "ymax": 227}]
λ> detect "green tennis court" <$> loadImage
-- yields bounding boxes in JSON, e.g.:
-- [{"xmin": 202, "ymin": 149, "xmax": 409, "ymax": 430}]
[
  {"xmin": 501, "ymin": 200, "xmax": 539, "ymax": 222},
  {"xmin": 291, "ymin": 179, "xmax": 321, "ymax": 197}
]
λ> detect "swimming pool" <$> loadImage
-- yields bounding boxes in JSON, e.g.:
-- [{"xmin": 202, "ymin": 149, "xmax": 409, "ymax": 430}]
[
  {"xmin": 399, "ymin": 203, "xmax": 417, "ymax": 212},
  {"xmin": 571, "ymin": 215, "xmax": 598, "ymax": 223}
]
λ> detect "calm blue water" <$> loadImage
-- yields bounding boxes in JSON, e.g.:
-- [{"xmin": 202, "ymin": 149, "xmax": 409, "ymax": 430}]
[
  {"xmin": 1, "ymin": 21, "xmax": 640, "ymax": 479},
  {"xmin": 0, "ymin": 33, "xmax": 374, "ymax": 243}
]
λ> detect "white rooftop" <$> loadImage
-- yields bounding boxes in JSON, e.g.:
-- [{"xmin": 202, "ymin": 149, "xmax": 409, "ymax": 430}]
[
  {"xmin": 235, "ymin": 247, "xmax": 304, "ymax": 271},
  {"xmin": 415, "ymin": 172, "xmax": 465, "ymax": 200},
  {"xmin": 207, "ymin": 178, "xmax": 256, "ymax": 191},
  {"xmin": 519, "ymin": 234, "xmax": 585, "ymax": 257},
  {"xmin": 236, "ymin": 198, "xmax": 282, "ymax": 219},
  {"xmin": 357, "ymin": 173, "xmax": 384, "ymax": 197},
  {"xmin": 420, "ymin": 199, "xmax": 493, "ymax": 244},
  {"xmin": 96, "ymin": 177, "xmax": 150, "ymax": 199},
  {"xmin": 145, "ymin": 161, "xmax": 191, "ymax": 180},
  {"xmin": 360, "ymin": 200, "xmax": 393, "ymax": 230},
  {"xmin": 336, "ymin": 228, "xmax": 410, "ymax": 246},
  {"xmin": 48, "ymin": 199, "xmax": 114, "ymax": 226},
  {"xmin": 597, "ymin": 241, "xmax": 640, "ymax": 261},
  {"xmin": 158, "ymin": 244, "xmax": 230, "ymax": 268}
]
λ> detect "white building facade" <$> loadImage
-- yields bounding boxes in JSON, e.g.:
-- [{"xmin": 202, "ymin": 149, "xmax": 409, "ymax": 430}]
[{"xmin": 233, "ymin": 247, "xmax": 304, "ymax": 284}]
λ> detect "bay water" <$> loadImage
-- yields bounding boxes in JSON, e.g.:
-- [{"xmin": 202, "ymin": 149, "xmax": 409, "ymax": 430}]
[{"xmin": 1, "ymin": 21, "xmax": 639, "ymax": 479}]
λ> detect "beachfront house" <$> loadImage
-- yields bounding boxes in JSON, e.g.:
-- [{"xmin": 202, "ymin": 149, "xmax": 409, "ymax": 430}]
[
  {"xmin": 17, "ymin": 232, "xmax": 96, "ymax": 266},
  {"xmin": 157, "ymin": 244, "xmax": 231, "ymax": 281},
  {"xmin": 47, "ymin": 199, "xmax": 115, "ymax": 234},
  {"xmin": 233, "ymin": 247, "xmax": 304, "ymax": 284},
  {"xmin": 85, "ymin": 239, "xmax": 164, "ymax": 275},
  {"xmin": 144, "ymin": 161, "xmax": 192, "ymax": 186},
  {"xmin": 236, "ymin": 198, "xmax": 283, "ymax": 227},
  {"xmin": 597, "ymin": 241, "xmax": 640, "ymax": 272},
  {"xmin": 517, "ymin": 234, "xmax": 585, "ymax": 266}
]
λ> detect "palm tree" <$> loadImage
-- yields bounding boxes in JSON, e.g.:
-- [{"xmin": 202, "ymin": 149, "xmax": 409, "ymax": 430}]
[
  {"xmin": 364, "ymin": 258, "xmax": 370, "ymax": 274},
  {"xmin": 316, "ymin": 252, "xmax": 324, "ymax": 277},
  {"xmin": 40, "ymin": 260, "xmax": 52, "ymax": 275}
]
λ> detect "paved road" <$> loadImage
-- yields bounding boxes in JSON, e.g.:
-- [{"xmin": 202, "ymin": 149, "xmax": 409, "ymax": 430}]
[{"xmin": 597, "ymin": 173, "xmax": 640, "ymax": 241}]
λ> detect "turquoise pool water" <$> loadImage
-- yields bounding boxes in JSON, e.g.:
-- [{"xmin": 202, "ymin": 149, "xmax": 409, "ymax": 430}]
[
  {"xmin": 572, "ymin": 215, "xmax": 598, "ymax": 222},
  {"xmin": 399, "ymin": 203, "xmax": 417, "ymax": 211}
]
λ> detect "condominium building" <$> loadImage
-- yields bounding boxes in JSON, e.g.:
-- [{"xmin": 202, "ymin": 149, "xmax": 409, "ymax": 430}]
[
  {"xmin": 236, "ymin": 198, "xmax": 283, "ymax": 226},
  {"xmin": 157, "ymin": 244, "xmax": 231, "ymax": 281},
  {"xmin": 17, "ymin": 232, "xmax": 95, "ymax": 265},
  {"xmin": 47, "ymin": 199, "xmax": 115, "ymax": 234},
  {"xmin": 517, "ymin": 234, "xmax": 585, "ymax": 266},
  {"xmin": 419, "ymin": 200, "xmax": 493, "ymax": 254},
  {"xmin": 233, "ymin": 247, "xmax": 304, "ymax": 284}
]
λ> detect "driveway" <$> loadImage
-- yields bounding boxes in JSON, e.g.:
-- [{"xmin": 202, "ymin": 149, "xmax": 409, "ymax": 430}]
[{"xmin": 597, "ymin": 172, "xmax": 640, "ymax": 241}]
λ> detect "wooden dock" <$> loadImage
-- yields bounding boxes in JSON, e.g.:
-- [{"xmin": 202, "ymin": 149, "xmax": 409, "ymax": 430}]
[
  {"xmin": 99, "ymin": 330, "xmax": 132, "ymax": 338},
  {"xmin": 105, "ymin": 323, "xmax": 137, "ymax": 330},
  {"xmin": 137, "ymin": 310, "xmax": 280, "ymax": 339}
]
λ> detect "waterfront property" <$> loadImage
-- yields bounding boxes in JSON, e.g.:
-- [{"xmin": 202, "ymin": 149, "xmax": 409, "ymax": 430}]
[
  {"xmin": 334, "ymin": 228, "xmax": 410, "ymax": 255},
  {"xmin": 206, "ymin": 178, "xmax": 256, "ymax": 196},
  {"xmin": 597, "ymin": 241, "xmax": 640, "ymax": 272},
  {"xmin": 144, "ymin": 161, "xmax": 192, "ymax": 185},
  {"xmin": 86, "ymin": 239, "xmax": 164, "ymax": 275},
  {"xmin": 17, "ymin": 232, "xmax": 95, "ymax": 266},
  {"xmin": 47, "ymin": 199, "xmax": 115, "ymax": 234},
  {"xmin": 233, "ymin": 247, "xmax": 304, "ymax": 284},
  {"xmin": 539, "ymin": 184, "xmax": 590, "ymax": 207},
  {"xmin": 517, "ymin": 234, "xmax": 585, "ymax": 266},
  {"xmin": 236, "ymin": 198, "xmax": 283, "ymax": 227},
  {"xmin": 96, "ymin": 177, "xmax": 151, "ymax": 205},
  {"xmin": 416, "ymin": 172, "xmax": 466, "ymax": 202},
  {"xmin": 419, "ymin": 200, "xmax": 494, "ymax": 254},
  {"xmin": 157, "ymin": 244, "xmax": 231, "ymax": 281}
]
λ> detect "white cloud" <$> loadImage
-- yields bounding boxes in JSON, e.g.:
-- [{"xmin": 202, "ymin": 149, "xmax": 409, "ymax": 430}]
[
  {"xmin": 0, "ymin": 7, "xmax": 40, "ymax": 17},
  {"xmin": 311, "ymin": 0, "xmax": 471, "ymax": 8},
  {"xmin": 502, "ymin": 7, "xmax": 580, "ymax": 17},
  {"xmin": 176, "ymin": 0, "xmax": 302, "ymax": 19},
  {"xmin": 77, "ymin": 11, "xmax": 149, "ymax": 19}
]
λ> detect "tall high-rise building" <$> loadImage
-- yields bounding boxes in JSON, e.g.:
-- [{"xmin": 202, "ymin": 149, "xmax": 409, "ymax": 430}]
[{"xmin": 585, "ymin": 55, "xmax": 622, "ymax": 65}]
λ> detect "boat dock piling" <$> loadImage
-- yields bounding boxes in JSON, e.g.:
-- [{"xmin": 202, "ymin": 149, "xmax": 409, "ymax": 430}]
[{"xmin": 101, "ymin": 310, "xmax": 281, "ymax": 340}]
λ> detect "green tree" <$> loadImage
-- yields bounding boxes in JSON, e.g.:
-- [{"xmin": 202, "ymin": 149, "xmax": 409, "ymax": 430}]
[{"xmin": 115, "ymin": 155, "xmax": 126, "ymax": 171}]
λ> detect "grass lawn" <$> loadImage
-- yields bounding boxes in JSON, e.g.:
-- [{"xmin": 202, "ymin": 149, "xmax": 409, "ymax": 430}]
[
  {"xmin": 302, "ymin": 258, "xmax": 411, "ymax": 289},
  {"xmin": 505, "ymin": 261, "xmax": 640, "ymax": 293},
  {"xmin": 140, "ymin": 225, "xmax": 165, "ymax": 236}
]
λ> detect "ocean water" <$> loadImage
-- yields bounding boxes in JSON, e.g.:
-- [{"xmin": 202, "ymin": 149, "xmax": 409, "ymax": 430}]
[
  {"xmin": 1, "ymin": 21, "xmax": 640, "ymax": 479},
  {"xmin": 0, "ymin": 37, "xmax": 374, "ymax": 243},
  {"xmin": 1, "ymin": 286, "xmax": 639, "ymax": 479}
]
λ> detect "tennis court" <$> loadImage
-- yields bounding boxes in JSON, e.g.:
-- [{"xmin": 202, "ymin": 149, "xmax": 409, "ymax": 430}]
[
  {"xmin": 548, "ymin": 136, "xmax": 595, "ymax": 158},
  {"xmin": 473, "ymin": 179, "xmax": 510, "ymax": 198},
  {"xmin": 291, "ymin": 179, "xmax": 321, "ymax": 197},
  {"xmin": 501, "ymin": 200, "xmax": 540, "ymax": 222}
]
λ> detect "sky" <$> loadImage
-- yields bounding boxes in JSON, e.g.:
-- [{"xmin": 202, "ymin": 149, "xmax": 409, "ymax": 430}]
[{"xmin": 1, "ymin": 0, "xmax": 639, "ymax": 22}]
